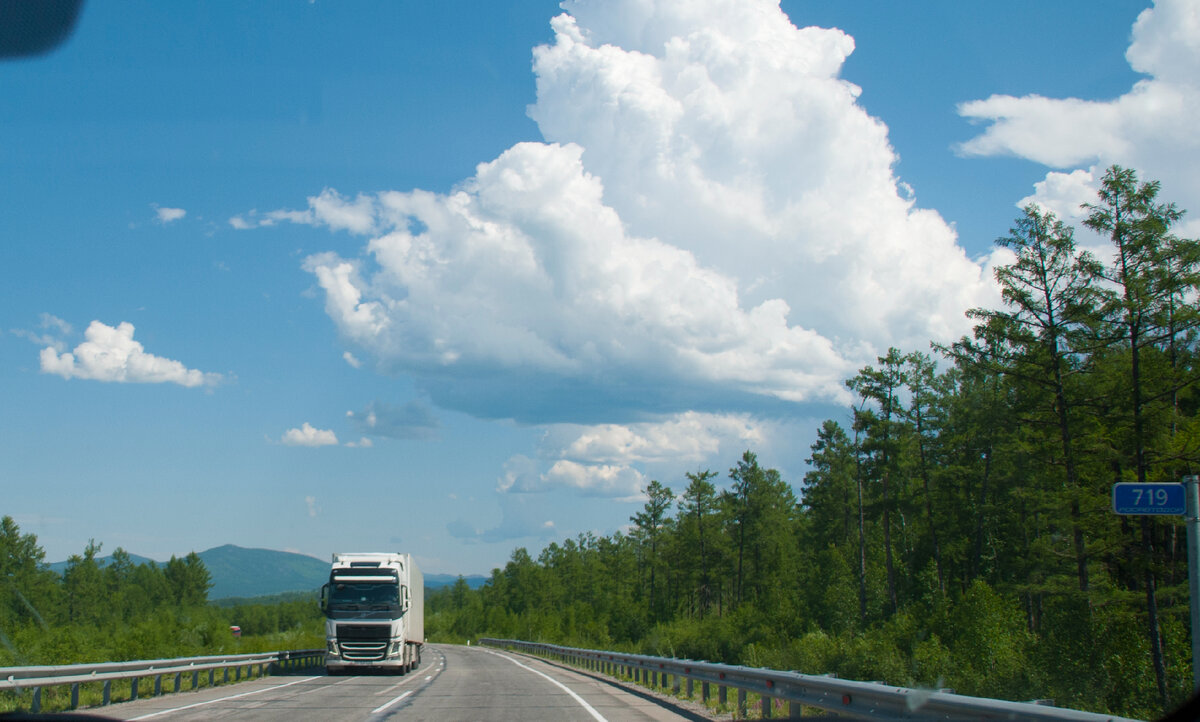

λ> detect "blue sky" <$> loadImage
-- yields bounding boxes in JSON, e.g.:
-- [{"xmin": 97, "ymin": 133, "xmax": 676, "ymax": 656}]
[{"xmin": 3, "ymin": 0, "xmax": 1195, "ymax": 575}]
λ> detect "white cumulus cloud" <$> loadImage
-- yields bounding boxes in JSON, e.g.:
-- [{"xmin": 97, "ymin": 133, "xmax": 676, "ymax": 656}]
[
  {"xmin": 303, "ymin": 140, "xmax": 854, "ymax": 418},
  {"xmin": 281, "ymin": 422, "xmax": 339, "ymax": 447},
  {"xmin": 154, "ymin": 206, "xmax": 187, "ymax": 224},
  {"xmin": 958, "ymin": 0, "xmax": 1200, "ymax": 236},
  {"xmin": 241, "ymin": 0, "xmax": 1004, "ymax": 428},
  {"xmin": 544, "ymin": 411, "xmax": 764, "ymax": 466},
  {"xmin": 497, "ymin": 454, "xmax": 646, "ymax": 500},
  {"xmin": 493, "ymin": 411, "xmax": 766, "ymax": 499},
  {"xmin": 530, "ymin": 3, "xmax": 1000, "ymax": 348},
  {"xmin": 39, "ymin": 320, "xmax": 221, "ymax": 387},
  {"xmin": 229, "ymin": 189, "xmax": 377, "ymax": 234}
]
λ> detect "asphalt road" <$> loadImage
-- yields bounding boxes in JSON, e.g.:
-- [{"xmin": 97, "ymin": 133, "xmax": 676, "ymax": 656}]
[{"xmin": 100, "ymin": 644, "xmax": 707, "ymax": 721}]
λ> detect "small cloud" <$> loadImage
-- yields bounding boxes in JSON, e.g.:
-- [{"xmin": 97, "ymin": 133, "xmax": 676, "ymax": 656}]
[
  {"xmin": 343, "ymin": 351, "xmax": 362, "ymax": 369},
  {"xmin": 496, "ymin": 454, "xmax": 645, "ymax": 499},
  {"xmin": 153, "ymin": 205, "xmax": 187, "ymax": 224},
  {"xmin": 281, "ymin": 423, "xmax": 339, "ymax": 447},
  {"xmin": 347, "ymin": 400, "xmax": 439, "ymax": 441},
  {"xmin": 305, "ymin": 495, "xmax": 319, "ymax": 518},
  {"xmin": 345, "ymin": 437, "xmax": 373, "ymax": 448},
  {"xmin": 12, "ymin": 313, "xmax": 73, "ymax": 352},
  {"xmin": 39, "ymin": 313, "xmax": 71, "ymax": 335},
  {"xmin": 40, "ymin": 320, "xmax": 221, "ymax": 388},
  {"xmin": 233, "ymin": 189, "xmax": 377, "ymax": 235}
]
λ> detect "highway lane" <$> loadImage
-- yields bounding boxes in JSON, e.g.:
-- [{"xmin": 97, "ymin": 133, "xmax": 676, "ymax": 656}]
[{"xmin": 100, "ymin": 644, "xmax": 706, "ymax": 721}]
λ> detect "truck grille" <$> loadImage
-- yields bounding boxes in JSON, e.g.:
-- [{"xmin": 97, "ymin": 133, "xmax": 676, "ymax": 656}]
[{"xmin": 337, "ymin": 624, "xmax": 390, "ymax": 662}]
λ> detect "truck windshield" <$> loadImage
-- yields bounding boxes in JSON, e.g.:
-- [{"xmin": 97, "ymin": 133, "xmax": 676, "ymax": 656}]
[{"xmin": 329, "ymin": 582, "xmax": 399, "ymax": 610}]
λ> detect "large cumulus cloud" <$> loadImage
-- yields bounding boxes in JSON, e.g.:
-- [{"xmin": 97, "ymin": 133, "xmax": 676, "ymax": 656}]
[
  {"xmin": 286, "ymin": 0, "xmax": 999, "ymax": 424},
  {"xmin": 302, "ymin": 141, "xmax": 852, "ymax": 422},
  {"xmin": 247, "ymin": 0, "xmax": 1010, "ymax": 498},
  {"xmin": 531, "ymin": 3, "xmax": 998, "ymax": 347}
]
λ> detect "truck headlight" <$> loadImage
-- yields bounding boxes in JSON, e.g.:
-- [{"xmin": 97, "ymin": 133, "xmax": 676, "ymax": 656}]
[{"xmin": 327, "ymin": 641, "xmax": 339, "ymax": 656}]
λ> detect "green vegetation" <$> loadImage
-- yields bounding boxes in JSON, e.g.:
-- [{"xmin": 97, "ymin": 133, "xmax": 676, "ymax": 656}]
[
  {"xmin": 428, "ymin": 167, "xmax": 1199, "ymax": 719},
  {"xmin": 0, "ymin": 519, "xmax": 324, "ymax": 710}
]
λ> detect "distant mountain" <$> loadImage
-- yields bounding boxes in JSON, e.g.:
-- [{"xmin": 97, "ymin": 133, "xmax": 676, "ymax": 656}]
[
  {"xmin": 48, "ymin": 546, "xmax": 488, "ymax": 599},
  {"xmin": 425, "ymin": 573, "xmax": 488, "ymax": 590},
  {"xmin": 198, "ymin": 545, "xmax": 329, "ymax": 600}
]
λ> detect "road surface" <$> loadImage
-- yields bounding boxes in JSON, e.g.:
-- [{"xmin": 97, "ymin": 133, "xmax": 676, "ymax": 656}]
[{"xmin": 102, "ymin": 644, "xmax": 710, "ymax": 721}]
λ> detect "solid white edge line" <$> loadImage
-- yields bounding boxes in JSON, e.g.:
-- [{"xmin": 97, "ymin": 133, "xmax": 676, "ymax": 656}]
[
  {"xmin": 481, "ymin": 649, "xmax": 608, "ymax": 722},
  {"xmin": 128, "ymin": 675, "xmax": 320, "ymax": 720},
  {"xmin": 371, "ymin": 689, "xmax": 413, "ymax": 714}
]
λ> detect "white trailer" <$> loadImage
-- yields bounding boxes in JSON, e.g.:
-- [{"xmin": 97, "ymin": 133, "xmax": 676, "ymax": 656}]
[{"xmin": 321, "ymin": 552, "xmax": 424, "ymax": 674}]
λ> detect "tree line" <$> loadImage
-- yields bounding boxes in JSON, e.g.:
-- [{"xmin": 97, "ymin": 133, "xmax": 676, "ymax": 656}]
[
  {"xmin": 0, "ymin": 517, "xmax": 323, "ymax": 671},
  {"xmin": 428, "ymin": 166, "xmax": 1199, "ymax": 719}
]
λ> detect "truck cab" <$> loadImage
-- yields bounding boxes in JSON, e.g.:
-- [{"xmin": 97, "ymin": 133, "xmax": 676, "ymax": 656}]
[{"xmin": 322, "ymin": 552, "xmax": 424, "ymax": 674}]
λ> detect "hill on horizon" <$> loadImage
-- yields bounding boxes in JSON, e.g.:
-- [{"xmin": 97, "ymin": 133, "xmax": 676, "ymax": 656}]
[{"xmin": 48, "ymin": 545, "xmax": 488, "ymax": 599}]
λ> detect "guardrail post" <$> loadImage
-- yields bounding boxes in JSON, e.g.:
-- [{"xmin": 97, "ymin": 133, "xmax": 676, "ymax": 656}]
[
  {"xmin": 737, "ymin": 688, "xmax": 747, "ymax": 719},
  {"xmin": 192, "ymin": 669, "xmax": 199, "ymax": 690},
  {"xmin": 686, "ymin": 677, "xmax": 693, "ymax": 698},
  {"xmin": 762, "ymin": 694, "xmax": 772, "ymax": 718},
  {"xmin": 31, "ymin": 687, "xmax": 40, "ymax": 713},
  {"xmin": 131, "ymin": 677, "xmax": 139, "ymax": 701},
  {"xmin": 718, "ymin": 684, "xmax": 727, "ymax": 708},
  {"xmin": 235, "ymin": 666, "xmax": 242, "ymax": 681},
  {"xmin": 174, "ymin": 672, "xmax": 182, "ymax": 692},
  {"xmin": 224, "ymin": 667, "xmax": 229, "ymax": 683},
  {"xmin": 789, "ymin": 700, "xmax": 800, "ymax": 717},
  {"xmin": 154, "ymin": 674, "xmax": 162, "ymax": 696},
  {"xmin": 702, "ymin": 680, "xmax": 709, "ymax": 703},
  {"xmin": 209, "ymin": 668, "xmax": 215, "ymax": 687},
  {"xmin": 70, "ymin": 682, "xmax": 79, "ymax": 710},
  {"xmin": 103, "ymin": 679, "xmax": 111, "ymax": 706}
]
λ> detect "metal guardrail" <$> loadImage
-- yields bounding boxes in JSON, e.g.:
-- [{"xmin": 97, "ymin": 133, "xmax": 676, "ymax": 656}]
[
  {"xmin": 480, "ymin": 638, "xmax": 1142, "ymax": 722},
  {"xmin": 0, "ymin": 648, "xmax": 324, "ymax": 713}
]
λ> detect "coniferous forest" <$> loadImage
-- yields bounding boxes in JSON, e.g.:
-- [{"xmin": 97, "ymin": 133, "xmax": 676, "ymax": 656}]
[{"xmin": 427, "ymin": 167, "xmax": 1200, "ymax": 719}]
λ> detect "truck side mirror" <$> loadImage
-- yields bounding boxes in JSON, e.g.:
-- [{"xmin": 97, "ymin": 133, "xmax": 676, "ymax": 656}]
[{"xmin": 320, "ymin": 583, "xmax": 329, "ymax": 613}]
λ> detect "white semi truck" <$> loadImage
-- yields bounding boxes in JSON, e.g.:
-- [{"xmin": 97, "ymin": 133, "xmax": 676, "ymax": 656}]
[{"xmin": 321, "ymin": 552, "xmax": 424, "ymax": 674}]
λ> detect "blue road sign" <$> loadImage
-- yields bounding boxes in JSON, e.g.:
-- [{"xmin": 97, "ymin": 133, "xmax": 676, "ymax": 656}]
[{"xmin": 1112, "ymin": 482, "xmax": 1186, "ymax": 515}]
